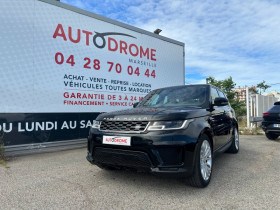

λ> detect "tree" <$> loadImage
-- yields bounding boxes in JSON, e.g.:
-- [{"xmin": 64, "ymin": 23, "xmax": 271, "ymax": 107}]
[
  {"xmin": 249, "ymin": 87, "xmax": 258, "ymax": 94},
  {"xmin": 206, "ymin": 76, "xmax": 222, "ymax": 88},
  {"xmin": 256, "ymin": 80, "xmax": 271, "ymax": 94},
  {"xmin": 206, "ymin": 76, "xmax": 246, "ymax": 119},
  {"xmin": 206, "ymin": 76, "xmax": 236, "ymax": 99}
]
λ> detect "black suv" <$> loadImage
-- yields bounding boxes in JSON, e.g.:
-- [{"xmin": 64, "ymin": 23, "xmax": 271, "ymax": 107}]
[
  {"xmin": 262, "ymin": 101, "xmax": 280, "ymax": 140},
  {"xmin": 87, "ymin": 84, "xmax": 239, "ymax": 188}
]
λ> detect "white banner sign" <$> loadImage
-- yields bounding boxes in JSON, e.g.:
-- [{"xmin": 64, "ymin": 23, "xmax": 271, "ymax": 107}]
[{"xmin": 0, "ymin": 0, "xmax": 184, "ymax": 113}]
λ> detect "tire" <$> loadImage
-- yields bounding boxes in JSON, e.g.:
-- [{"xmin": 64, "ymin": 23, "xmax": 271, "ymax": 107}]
[
  {"xmin": 227, "ymin": 127, "xmax": 239, "ymax": 153},
  {"xmin": 265, "ymin": 132, "xmax": 279, "ymax": 140},
  {"xmin": 186, "ymin": 134, "xmax": 212, "ymax": 188}
]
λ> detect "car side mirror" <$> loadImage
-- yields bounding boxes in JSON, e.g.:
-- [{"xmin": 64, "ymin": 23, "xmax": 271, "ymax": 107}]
[
  {"xmin": 133, "ymin": 102, "xmax": 139, "ymax": 108},
  {"xmin": 214, "ymin": 97, "xmax": 228, "ymax": 106}
]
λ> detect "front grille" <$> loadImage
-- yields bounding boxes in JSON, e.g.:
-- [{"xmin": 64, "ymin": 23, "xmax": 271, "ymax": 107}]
[
  {"xmin": 93, "ymin": 147, "xmax": 152, "ymax": 168},
  {"xmin": 100, "ymin": 121, "xmax": 149, "ymax": 132}
]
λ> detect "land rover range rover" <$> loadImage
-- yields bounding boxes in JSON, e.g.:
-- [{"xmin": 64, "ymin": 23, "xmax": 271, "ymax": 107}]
[{"xmin": 87, "ymin": 84, "xmax": 239, "ymax": 188}]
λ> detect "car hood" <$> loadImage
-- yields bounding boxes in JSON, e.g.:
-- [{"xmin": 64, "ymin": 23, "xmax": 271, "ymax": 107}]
[{"xmin": 96, "ymin": 107, "xmax": 209, "ymax": 121}]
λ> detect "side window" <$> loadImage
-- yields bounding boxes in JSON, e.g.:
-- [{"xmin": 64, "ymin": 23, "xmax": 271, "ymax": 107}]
[
  {"xmin": 163, "ymin": 96, "xmax": 168, "ymax": 104},
  {"xmin": 211, "ymin": 87, "xmax": 219, "ymax": 104},
  {"xmin": 217, "ymin": 89, "xmax": 226, "ymax": 98},
  {"xmin": 217, "ymin": 89, "xmax": 229, "ymax": 106},
  {"xmin": 150, "ymin": 95, "xmax": 159, "ymax": 105}
]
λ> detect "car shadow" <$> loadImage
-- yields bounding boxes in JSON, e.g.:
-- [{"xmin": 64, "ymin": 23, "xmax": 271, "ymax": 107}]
[{"xmin": 93, "ymin": 151, "xmax": 241, "ymax": 193}]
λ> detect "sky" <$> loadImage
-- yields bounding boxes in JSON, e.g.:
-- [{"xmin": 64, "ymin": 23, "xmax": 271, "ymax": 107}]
[{"xmin": 61, "ymin": 0, "xmax": 280, "ymax": 92}]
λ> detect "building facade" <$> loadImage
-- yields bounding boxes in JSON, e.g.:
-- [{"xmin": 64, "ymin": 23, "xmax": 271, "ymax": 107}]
[{"xmin": 233, "ymin": 86, "xmax": 257, "ymax": 101}]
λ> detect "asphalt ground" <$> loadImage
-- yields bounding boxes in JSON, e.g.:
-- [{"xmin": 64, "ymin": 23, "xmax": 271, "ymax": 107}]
[{"xmin": 0, "ymin": 135, "xmax": 280, "ymax": 209}]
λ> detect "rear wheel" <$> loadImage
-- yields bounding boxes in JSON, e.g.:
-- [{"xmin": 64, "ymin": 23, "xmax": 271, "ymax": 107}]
[
  {"xmin": 186, "ymin": 134, "xmax": 212, "ymax": 188},
  {"xmin": 227, "ymin": 127, "xmax": 239, "ymax": 153},
  {"xmin": 265, "ymin": 132, "xmax": 279, "ymax": 140}
]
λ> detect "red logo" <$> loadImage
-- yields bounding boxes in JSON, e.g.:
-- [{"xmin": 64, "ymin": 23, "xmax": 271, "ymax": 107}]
[{"xmin": 53, "ymin": 24, "xmax": 157, "ymax": 61}]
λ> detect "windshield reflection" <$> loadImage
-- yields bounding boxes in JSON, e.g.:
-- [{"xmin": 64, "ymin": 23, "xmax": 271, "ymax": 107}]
[{"xmin": 138, "ymin": 86, "xmax": 207, "ymax": 108}]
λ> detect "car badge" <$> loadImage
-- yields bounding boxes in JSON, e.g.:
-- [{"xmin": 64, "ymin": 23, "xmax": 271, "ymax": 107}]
[{"xmin": 135, "ymin": 125, "xmax": 142, "ymax": 130}]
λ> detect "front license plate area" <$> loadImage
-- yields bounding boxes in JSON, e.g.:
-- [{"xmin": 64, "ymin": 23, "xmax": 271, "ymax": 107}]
[
  {"xmin": 103, "ymin": 136, "xmax": 131, "ymax": 146},
  {"xmin": 273, "ymin": 124, "xmax": 280, "ymax": 128}
]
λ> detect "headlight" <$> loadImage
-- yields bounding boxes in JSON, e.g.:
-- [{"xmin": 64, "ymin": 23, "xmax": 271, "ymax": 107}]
[
  {"xmin": 147, "ymin": 120, "xmax": 190, "ymax": 131},
  {"xmin": 92, "ymin": 120, "xmax": 101, "ymax": 129}
]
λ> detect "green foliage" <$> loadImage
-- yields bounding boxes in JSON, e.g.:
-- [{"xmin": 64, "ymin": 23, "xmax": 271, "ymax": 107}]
[
  {"xmin": 206, "ymin": 76, "xmax": 246, "ymax": 119},
  {"xmin": 256, "ymin": 80, "xmax": 271, "ymax": 94},
  {"xmin": 206, "ymin": 76, "xmax": 235, "ymax": 96},
  {"xmin": 206, "ymin": 76, "xmax": 222, "ymax": 89},
  {"xmin": 230, "ymin": 99, "xmax": 246, "ymax": 117},
  {"xmin": 249, "ymin": 87, "xmax": 258, "ymax": 94}
]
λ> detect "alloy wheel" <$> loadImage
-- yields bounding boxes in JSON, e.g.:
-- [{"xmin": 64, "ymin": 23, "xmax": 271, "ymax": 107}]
[
  {"xmin": 235, "ymin": 128, "xmax": 239, "ymax": 150},
  {"xmin": 200, "ymin": 140, "xmax": 212, "ymax": 181}
]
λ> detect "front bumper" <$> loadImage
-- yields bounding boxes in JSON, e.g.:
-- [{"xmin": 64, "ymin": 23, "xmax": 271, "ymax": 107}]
[{"xmin": 87, "ymin": 127, "xmax": 198, "ymax": 176}]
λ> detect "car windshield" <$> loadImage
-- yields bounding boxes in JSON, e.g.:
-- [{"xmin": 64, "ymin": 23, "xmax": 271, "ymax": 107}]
[{"xmin": 138, "ymin": 85, "xmax": 207, "ymax": 108}]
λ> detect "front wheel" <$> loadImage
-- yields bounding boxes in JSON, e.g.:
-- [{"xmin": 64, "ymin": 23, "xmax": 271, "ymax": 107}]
[
  {"xmin": 186, "ymin": 134, "xmax": 212, "ymax": 188},
  {"xmin": 265, "ymin": 132, "xmax": 279, "ymax": 140}
]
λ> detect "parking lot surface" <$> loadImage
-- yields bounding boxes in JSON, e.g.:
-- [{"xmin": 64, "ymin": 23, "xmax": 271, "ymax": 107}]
[{"xmin": 0, "ymin": 135, "xmax": 279, "ymax": 209}]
